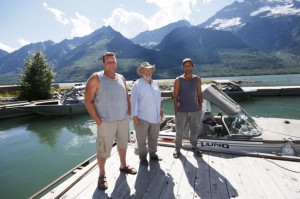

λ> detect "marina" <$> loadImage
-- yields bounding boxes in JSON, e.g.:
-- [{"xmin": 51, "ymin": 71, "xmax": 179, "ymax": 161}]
[
  {"xmin": 35, "ymin": 82, "xmax": 300, "ymax": 198},
  {"xmin": 1, "ymin": 74, "xmax": 300, "ymax": 198}
]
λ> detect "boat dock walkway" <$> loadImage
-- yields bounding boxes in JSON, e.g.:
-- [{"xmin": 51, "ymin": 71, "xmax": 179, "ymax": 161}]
[
  {"xmin": 160, "ymin": 86, "xmax": 300, "ymax": 98},
  {"xmin": 39, "ymin": 144, "xmax": 300, "ymax": 199},
  {"xmin": 242, "ymin": 86, "xmax": 300, "ymax": 96}
]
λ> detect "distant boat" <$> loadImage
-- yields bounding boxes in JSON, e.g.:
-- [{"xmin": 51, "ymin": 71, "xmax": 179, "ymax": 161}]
[
  {"xmin": 20, "ymin": 85, "xmax": 86, "ymax": 115},
  {"xmin": 212, "ymin": 79, "xmax": 257, "ymax": 100},
  {"xmin": 155, "ymin": 84, "xmax": 300, "ymax": 157},
  {"xmin": 0, "ymin": 101, "xmax": 33, "ymax": 119}
]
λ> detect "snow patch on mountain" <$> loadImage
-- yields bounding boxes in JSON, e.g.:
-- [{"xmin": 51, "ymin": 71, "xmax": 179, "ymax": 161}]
[
  {"xmin": 206, "ymin": 17, "xmax": 245, "ymax": 30},
  {"xmin": 251, "ymin": 4, "xmax": 300, "ymax": 17}
]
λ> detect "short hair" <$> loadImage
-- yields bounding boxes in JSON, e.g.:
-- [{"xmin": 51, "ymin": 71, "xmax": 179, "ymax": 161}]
[{"xmin": 102, "ymin": 52, "xmax": 115, "ymax": 63}]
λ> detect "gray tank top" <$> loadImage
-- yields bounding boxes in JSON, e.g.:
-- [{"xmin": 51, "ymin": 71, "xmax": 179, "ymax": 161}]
[
  {"xmin": 178, "ymin": 75, "xmax": 200, "ymax": 112},
  {"xmin": 94, "ymin": 71, "xmax": 128, "ymax": 122}
]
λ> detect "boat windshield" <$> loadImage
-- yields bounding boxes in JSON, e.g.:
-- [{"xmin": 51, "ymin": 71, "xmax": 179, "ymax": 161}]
[
  {"xmin": 205, "ymin": 99, "xmax": 261, "ymax": 137},
  {"xmin": 222, "ymin": 111, "xmax": 261, "ymax": 136}
]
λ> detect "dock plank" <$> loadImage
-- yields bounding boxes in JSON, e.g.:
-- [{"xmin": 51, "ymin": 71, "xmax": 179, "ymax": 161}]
[
  {"xmin": 208, "ymin": 152, "xmax": 230, "ymax": 199},
  {"xmin": 195, "ymin": 152, "xmax": 211, "ymax": 199},
  {"xmin": 258, "ymin": 157, "xmax": 300, "ymax": 199},
  {"xmin": 245, "ymin": 156, "xmax": 285, "ymax": 199},
  {"xmin": 167, "ymin": 149, "xmax": 187, "ymax": 198},
  {"xmin": 176, "ymin": 150, "xmax": 197, "ymax": 199},
  {"xmin": 279, "ymin": 160, "xmax": 300, "ymax": 191},
  {"xmin": 158, "ymin": 147, "xmax": 180, "ymax": 199},
  {"xmin": 41, "ymin": 145, "xmax": 300, "ymax": 199},
  {"xmin": 231, "ymin": 155, "xmax": 266, "ymax": 198},
  {"xmin": 219, "ymin": 153, "xmax": 243, "ymax": 198},
  {"xmin": 141, "ymin": 145, "xmax": 174, "ymax": 199}
]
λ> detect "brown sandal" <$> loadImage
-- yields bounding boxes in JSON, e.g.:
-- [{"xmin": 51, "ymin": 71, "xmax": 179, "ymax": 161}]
[
  {"xmin": 173, "ymin": 150, "xmax": 181, "ymax": 159},
  {"xmin": 119, "ymin": 165, "xmax": 137, "ymax": 175},
  {"xmin": 192, "ymin": 147, "xmax": 203, "ymax": 157},
  {"xmin": 98, "ymin": 176, "xmax": 108, "ymax": 190}
]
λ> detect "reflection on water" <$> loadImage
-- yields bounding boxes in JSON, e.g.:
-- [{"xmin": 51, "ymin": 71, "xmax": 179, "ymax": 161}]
[
  {"xmin": 0, "ymin": 113, "xmax": 97, "ymax": 199},
  {"xmin": 26, "ymin": 114, "xmax": 94, "ymax": 148}
]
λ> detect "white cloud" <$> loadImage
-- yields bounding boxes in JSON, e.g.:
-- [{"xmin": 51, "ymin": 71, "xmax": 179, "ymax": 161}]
[
  {"xmin": 103, "ymin": 8, "xmax": 150, "ymax": 38},
  {"xmin": 148, "ymin": 0, "xmax": 193, "ymax": 29},
  {"xmin": 104, "ymin": 0, "xmax": 196, "ymax": 38},
  {"xmin": 70, "ymin": 12, "xmax": 95, "ymax": 38},
  {"xmin": 202, "ymin": 0, "xmax": 213, "ymax": 5},
  {"xmin": 43, "ymin": 3, "xmax": 94, "ymax": 38},
  {"xmin": 0, "ymin": 42, "xmax": 16, "ymax": 53},
  {"xmin": 18, "ymin": 38, "xmax": 31, "ymax": 46},
  {"xmin": 43, "ymin": 2, "xmax": 70, "ymax": 25}
]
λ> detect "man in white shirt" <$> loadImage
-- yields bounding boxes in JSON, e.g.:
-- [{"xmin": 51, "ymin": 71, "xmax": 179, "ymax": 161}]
[{"xmin": 131, "ymin": 62, "xmax": 164, "ymax": 165}]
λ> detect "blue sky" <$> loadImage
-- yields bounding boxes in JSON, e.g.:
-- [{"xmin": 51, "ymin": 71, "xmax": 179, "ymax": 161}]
[{"xmin": 0, "ymin": 0, "xmax": 237, "ymax": 52}]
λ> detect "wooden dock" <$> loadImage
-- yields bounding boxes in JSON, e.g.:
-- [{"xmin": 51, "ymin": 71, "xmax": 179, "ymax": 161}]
[
  {"xmin": 160, "ymin": 86, "xmax": 300, "ymax": 98},
  {"xmin": 40, "ymin": 144, "xmax": 300, "ymax": 199},
  {"xmin": 243, "ymin": 86, "xmax": 300, "ymax": 96}
]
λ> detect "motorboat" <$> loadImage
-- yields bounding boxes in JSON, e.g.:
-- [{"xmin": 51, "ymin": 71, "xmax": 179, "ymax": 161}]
[
  {"xmin": 20, "ymin": 85, "xmax": 87, "ymax": 115},
  {"xmin": 0, "ymin": 101, "xmax": 33, "ymax": 119},
  {"xmin": 157, "ymin": 84, "xmax": 300, "ymax": 157},
  {"xmin": 212, "ymin": 79, "xmax": 257, "ymax": 100}
]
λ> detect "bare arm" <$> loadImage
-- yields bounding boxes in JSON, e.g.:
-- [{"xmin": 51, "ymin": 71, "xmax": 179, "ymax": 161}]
[
  {"xmin": 160, "ymin": 101, "xmax": 164, "ymax": 120},
  {"xmin": 173, "ymin": 78, "xmax": 180, "ymax": 114},
  {"xmin": 84, "ymin": 73, "xmax": 102, "ymax": 126},
  {"xmin": 123, "ymin": 78, "xmax": 131, "ymax": 116},
  {"xmin": 197, "ymin": 77, "xmax": 203, "ymax": 111}
]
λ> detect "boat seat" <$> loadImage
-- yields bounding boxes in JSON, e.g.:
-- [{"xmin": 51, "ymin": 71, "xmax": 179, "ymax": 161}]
[{"xmin": 202, "ymin": 112, "xmax": 223, "ymax": 135}]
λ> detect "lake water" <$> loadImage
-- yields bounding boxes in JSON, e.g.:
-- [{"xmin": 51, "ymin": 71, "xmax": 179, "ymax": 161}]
[
  {"xmin": 60, "ymin": 74, "xmax": 300, "ymax": 87},
  {"xmin": 1, "ymin": 74, "xmax": 300, "ymax": 199}
]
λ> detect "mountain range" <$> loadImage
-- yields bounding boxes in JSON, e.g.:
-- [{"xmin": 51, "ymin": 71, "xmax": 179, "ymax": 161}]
[{"xmin": 0, "ymin": 0, "xmax": 299, "ymax": 84}]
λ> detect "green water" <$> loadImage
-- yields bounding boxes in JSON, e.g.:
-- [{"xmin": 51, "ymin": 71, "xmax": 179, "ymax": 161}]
[
  {"xmin": 163, "ymin": 96, "xmax": 300, "ymax": 119},
  {"xmin": 0, "ymin": 114, "xmax": 96, "ymax": 199},
  {"xmin": 1, "ymin": 74, "xmax": 300, "ymax": 199}
]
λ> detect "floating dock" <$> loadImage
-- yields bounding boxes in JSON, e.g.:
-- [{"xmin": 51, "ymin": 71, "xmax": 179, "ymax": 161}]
[
  {"xmin": 243, "ymin": 86, "xmax": 300, "ymax": 96},
  {"xmin": 33, "ymin": 145, "xmax": 300, "ymax": 199},
  {"xmin": 161, "ymin": 86, "xmax": 300, "ymax": 98}
]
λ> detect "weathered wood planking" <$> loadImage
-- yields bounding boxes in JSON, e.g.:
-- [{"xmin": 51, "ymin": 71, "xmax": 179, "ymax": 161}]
[{"xmin": 42, "ymin": 144, "xmax": 300, "ymax": 199}]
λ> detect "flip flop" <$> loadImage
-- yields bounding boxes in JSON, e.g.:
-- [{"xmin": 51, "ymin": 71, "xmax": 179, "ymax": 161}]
[{"xmin": 119, "ymin": 165, "xmax": 137, "ymax": 175}]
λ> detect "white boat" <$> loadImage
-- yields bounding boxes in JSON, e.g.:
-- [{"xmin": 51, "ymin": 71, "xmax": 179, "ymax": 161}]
[
  {"xmin": 212, "ymin": 79, "xmax": 257, "ymax": 100},
  {"xmin": 20, "ymin": 85, "xmax": 86, "ymax": 115},
  {"xmin": 157, "ymin": 84, "xmax": 300, "ymax": 157}
]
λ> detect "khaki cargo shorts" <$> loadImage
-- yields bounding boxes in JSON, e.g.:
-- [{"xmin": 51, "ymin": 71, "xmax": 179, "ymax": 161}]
[{"xmin": 96, "ymin": 116, "xmax": 129, "ymax": 158}]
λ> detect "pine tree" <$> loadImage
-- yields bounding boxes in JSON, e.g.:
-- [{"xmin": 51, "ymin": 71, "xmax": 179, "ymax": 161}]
[{"xmin": 19, "ymin": 51, "xmax": 55, "ymax": 101}]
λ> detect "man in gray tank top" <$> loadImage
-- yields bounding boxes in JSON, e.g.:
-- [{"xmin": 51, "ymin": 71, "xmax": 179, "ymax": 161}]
[
  {"xmin": 85, "ymin": 52, "xmax": 136, "ymax": 190},
  {"xmin": 173, "ymin": 58, "xmax": 203, "ymax": 158}
]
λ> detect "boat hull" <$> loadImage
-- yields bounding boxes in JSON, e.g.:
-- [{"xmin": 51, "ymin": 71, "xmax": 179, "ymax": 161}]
[
  {"xmin": 158, "ymin": 134, "xmax": 300, "ymax": 156},
  {"xmin": 21, "ymin": 100, "xmax": 87, "ymax": 115},
  {"xmin": 225, "ymin": 90, "xmax": 256, "ymax": 100},
  {"xmin": 0, "ymin": 102, "xmax": 33, "ymax": 119}
]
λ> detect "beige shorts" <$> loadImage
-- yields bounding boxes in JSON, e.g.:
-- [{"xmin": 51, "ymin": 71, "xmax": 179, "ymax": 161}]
[{"xmin": 96, "ymin": 116, "xmax": 129, "ymax": 158}]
